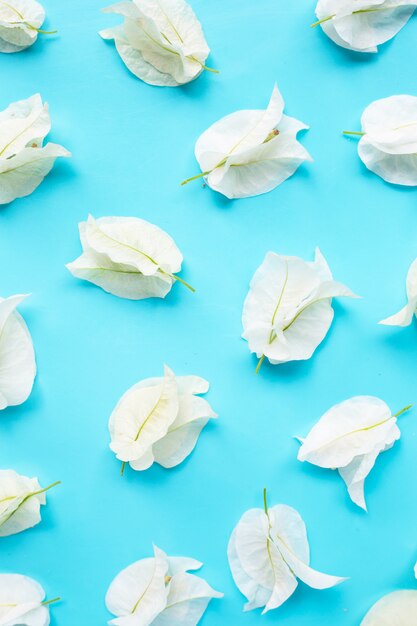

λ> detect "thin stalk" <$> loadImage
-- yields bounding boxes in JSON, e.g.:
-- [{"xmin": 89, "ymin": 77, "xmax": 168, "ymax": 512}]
[
  {"xmin": 121, "ymin": 462, "xmax": 126, "ymax": 476},
  {"xmin": 311, "ymin": 14, "xmax": 334, "ymax": 27},
  {"xmin": 172, "ymin": 274, "xmax": 195, "ymax": 293},
  {"xmin": 255, "ymin": 354, "xmax": 265, "ymax": 375},
  {"xmin": 312, "ymin": 5, "xmax": 400, "ymax": 27},
  {"xmin": 343, "ymin": 130, "xmax": 365, "ymax": 136},
  {"xmin": 263, "ymin": 487, "xmax": 269, "ymax": 515},
  {"xmin": 32, "ymin": 481, "xmax": 61, "ymax": 497},
  {"xmin": 393, "ymin": 404, "xmax": 412, "ymax": 419},
  {"xmin": 42, "ymin": 597, "xmax": 61, "ymax": 606},
  {"xmin": 180, "ymin": 170, "xmax": 211, "ymax": 186}
]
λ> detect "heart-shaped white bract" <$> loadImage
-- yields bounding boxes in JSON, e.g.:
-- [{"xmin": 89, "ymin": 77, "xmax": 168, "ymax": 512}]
[
  {"xmin": 0, "ymin": 574, "xmax": 53, "ymax": 626},
  {"xmin": 346, "ymin": 95, "xmax": 417, "ymax": 185},
  {"xmin": 100, "ymin": 0, "xmax": 213, "ymax": 86},
  {"xmin": 0, "ymin": 470, "xmax": 59, "ymax": 537},
  {"xmin": 0, "ymin": 94, "xmax": 70, "ymax": 204},
  {"xmin": 0, "ymin": 294, "xmax": 36, "ymax": 410},
  {"xmin": 67, "ymin": 215, "xmax": 193, "ymax": 300},
  {"xmin": 228, "ymin": 493, "xmax": 346, "ymax": 614},
  {"xmin": 314, "ymin": 0, "xmax": 417, "ymax": 52},
  {"xmin": 183, "ymin": 84, "xmax": 311, "ymax": 199},
  {"xmin": 298, "ymin": 396, "xmax": 410, "ymax": 510},
  {"xmin": 106, "ymin": 545, "xmax": 223, "ymax": 626},
  {"xmin": 242, "ymin": 248, "xmax": 357, "ymax": 370},
  {"xmin": 380, "ymin": 257, "xmax": 417, "ymax": 326},
  {"xmin": 0, "ymin": 0, "xmax": 47, "ymax": 53},
  {"xmin": 109, "ymin": 365, "xmax": 217, "ymax": 472},
  {"xmin": 360, "ymin": 590, "xmax": 417, "ymax": 625}
]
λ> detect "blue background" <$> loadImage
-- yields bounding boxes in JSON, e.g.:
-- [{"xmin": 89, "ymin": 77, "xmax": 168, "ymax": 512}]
[{"xmin": 0, "ymin": 1, "xmax": 416, "ymax": 624}]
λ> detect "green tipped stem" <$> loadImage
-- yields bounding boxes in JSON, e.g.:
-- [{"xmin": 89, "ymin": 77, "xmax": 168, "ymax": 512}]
[
  {"xmin": 201, "ymin": 64, "xmax": 219, "ymax": 74},
  {"xmin": 32, "ymin": 481, "xmax": 61, "ymax": 498},
  {"xmin": 393, "ymin": 404, "xmax": 412, "ymax": 419},
  {"xmin": 120, "ymin": 462, "xmax": 126, "ymax": 476},
  {"xmin": 42, "ymin": 597, "xmax": 61, "ymax": 606},
  {"xmin": 180, "ymin": 170, "xmax": 211, "ymax": 186},
  {"xmin": 263, "ymin": 488, "xmax": 269, "ymax": 515},
  {"xmin": 311, "ymin": 14, "xmax": 335, "ymax": 27},
  {"xmin": 343, "ymin": 130, "xmax": 365, "ymax": 136},
  {"xmin": 173, "ymin": 274, "xmax": 195, "ymax": 293},
  {"xmin": 255, "ymin": 355, "xmax": 265, "ymax": 375}
]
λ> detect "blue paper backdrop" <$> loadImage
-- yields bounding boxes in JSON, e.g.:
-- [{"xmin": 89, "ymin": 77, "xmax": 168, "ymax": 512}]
[{"xmin": 0, "ymin": 1, "xmax": 417, "ymax": 624}]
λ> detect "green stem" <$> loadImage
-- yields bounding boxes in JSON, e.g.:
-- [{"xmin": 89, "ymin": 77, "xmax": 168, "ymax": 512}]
[
  {"xmin": 393, "ymin": 404, "xmax": 412, "ymax": 419},
  {"xmin": 200, "ymin": 64, "xmax": 219, "ymax": 74},
  {"xmin": 180, "ymin": 170, "xmax": 212, "ymax": 186},
  {"xmin": 120, "ymin": 462, "xmax": 126, "ymax": 476},
  {"xmin": 312, "ymin": 6, "xmax": 400, "ymax": 27},
  {"xmin": 263, "ymin": 487, "xmax": 269, "ymax": 515},
  {"xmin": 172, "ymin": 274, "xmax": 195, "ymax": 293},
  {"xmin": 311, "ymin": 14, "xmax": 335, "ymax": 27},
  {"xmin": 42, "ymin": 597, "xmax": 61, "ymax": 606},
  {"xmin": 32, "ymin": 481, "xmax": 61, "ymax": 497},
  {"xmin": 255, "ymin": 354, "xmax": 265, "ymax": 375},
  {"xmin": 343, "ymin": 130, "xmax": 365, "ymax": 136}
]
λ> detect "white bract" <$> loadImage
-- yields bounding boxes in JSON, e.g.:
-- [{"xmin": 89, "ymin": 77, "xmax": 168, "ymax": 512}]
[
  {"xmin": 0, "ymin": 0, "xmax": 52, "ymax": 53},
  {"xmin": 0, "ymin": 470, "xmax": 59, "ymax": 537},
  {"xmin": 298, "ymin": 396, "xmax": 410, "ymax": 510},
  {"xmin": 380, "ymin": 257, "xmax": 417, "ymax": 326},
  {"xmin": 67, "ymin": 215, "xmax": 194, "ymax": 300},
  {"xmin": 109, "ymin": 365, "xmax": 217, "ymax": 473},
  {"xmin": 360, "ymin": 590, "xmax": 417, "ymax": 625},
  {"xmin": 0, "ymin": 294, "xmax": 36, "ymax": 409},
  {"xmin": 0, "ymin": 574, "xmax": 58, "ymax": 626},
  {"xmin": 0, "ymin": 94, "xmax": 70, "ymax": 204},
  {"xmin": 181, "ymin": 85, "xmax": 311, "ymax": 199},
  {"xmin": 345, "ymin": 95, "xmax": 417, "ymax": 185},
  {"xmin": 228, "ymin": 491, "xmax": 346, "ymax": 613},
  {"xmin": 100, "ymin": 0, "xmax": 214, "ymax": 86},
  {"xmin": 242, "ymin": 248, "xmax": 357, "ymax": 371},
  {"xmin": 106, "ymin": 544, "xmax": 223, "ymax": 625},
  {"xmin": 313, "ymin": 0, "xmax": 417, "ymax": 52}
]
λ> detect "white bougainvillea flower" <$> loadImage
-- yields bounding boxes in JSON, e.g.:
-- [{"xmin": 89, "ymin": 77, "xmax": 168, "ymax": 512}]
[
  {"xmin": 106, "ymin": 544, "xmax": 223, "ymax": 626},
  {"xmin": 242, "ymin": 248, "xmax": 357, "ymax": 372},
  {"xmin": 0, "ymin": 0, "xmax": 56, "ymax": 54},
  {"xmin": 360, "ymin": 590, "xmax": 417, "ymax": 625},
  {"xmin": 99, "ymin": 0, "xmax": 216, "ymax": 87},
  {"xmin": 0, "ymin": 574, "xmax": 60, "ymax": 626},
  {"xmin": 297, "ymin": 396, "xmax": 411, "ymax": 510},
  {"xmin": 380, "ymin": 257, "xmax": 417, "ymax": 326},
  {"xmin": 0, "ymin": 470, "xmax": 60, "ymax": 537},
  {"xmin": 344, "ymin": 95, "xmax": 417, "ymax": 185},
  {"xmin": 313, "ymin": 0, "xmax": 417, "ymax": 52},
  {"xmin": 67, "ymin": 215, "xmax": 194, "ymax": 300},
  {"xmin": 109, "ymin": 365, "xmax": 217, "ymax": 474},
  {"xmin": 0, "ymin": 294, "xmax": 36, "ymax": 409},
  {"xmin": 181, "ymin": 85, "xmax": 312, "ymax": 199},
  {"xmin": 0, "ymin": 94, "xmax": 70, "ymax": 204},
  {"xmin": 228, "ymin": 490, "xmax": 346, "ymax": 613}
]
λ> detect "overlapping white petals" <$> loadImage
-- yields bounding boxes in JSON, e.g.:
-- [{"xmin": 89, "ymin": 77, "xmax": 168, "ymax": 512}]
[
  {"xmin": 360, "ymin": 590, "xmax": 417, "ymax": 625},
  {"xmin": 228, "ymin": 494, "xmax": 346, "ymax": 613},
  {"xmin": 380, "ymin": 257, "xmax": 417, "ymax": 326},
  {"xmin": 242, "ymin": 248, "xmax": 357, "ymax": 369},
  {"xmin": 67, "ymin": 215, "xmax": 193, "ymax": 300},
  {"xmin": 0, "ymin": 470, "xmax": 59, "ymax": 537},
  {"xmin": 109, "ymin": 365, "xmax": 217, "ymax": 472},
  {"xmin": 298, "ymin": 396, "xmax": 409, "ymax": 510},
  {"xmin": 0, "ymin": 294, "xmax": 36, "ymax": 409},
  {"xmin": 106, "ymin": 545, "xmax": 223, "ymax": 625},
  {"xmin": 0, "ymin": 0, "xmax": 47, "ymax": 53},
  {"xmin": 0, "ymin": 574, "xmax": 53, "ymax": 626},
  {"xmin": 100, "ymin": 0, "xmax": 213, "ymax": 86},
  {"xmin": 346, "ymin": 95, "xmax": 417, "ymax": 185},
  {"xmin": 0, "ymin": 94, "xmax": 70, "ymax": 204},
  {"xmin": 182, "ymin": 85, "xmax": 311, "ymax": 199},
  {"xmin": 314, "ymin": 0, "xmax": 417, "ymax": 52}
]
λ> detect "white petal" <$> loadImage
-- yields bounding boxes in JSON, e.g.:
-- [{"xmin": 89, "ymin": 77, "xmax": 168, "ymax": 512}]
[
  {"xmin": 0, "ymin": 294, "xmax": 36, "ymax": 409},
  {"xmin": 0, "ymin": 94, "xmax": 50, "ymax": 158},
  {"xmin": 0, "ymin": 143, "xmax": 70, "ymax": 205},
  {"xmin": 109, "ymin": 365, "xmax": 179, "ymax": 467},
  {"xmin": 361, "ymin": 95, "xmax": 417, "ymax": 154},
  {"xmin": 380, "ymin": 258, "xmax": 417, "ymax": 326},
  {"xmin": 0, "ymin": 470, "xmax": 48, "ymax": 537},
  {"xmin": 358, "ymin": 136, "xmax": 417, "ymax": 186},
  {"xmin": 0, "ymin": 574, "xmax": 49, "ymax": 626},
  {"xmin": 106, "ymin": 545, "xmax": 169, "ymax": 625},
  {"xmin": 360, "ymin": 590, "xmax": 417, "ymax": 625},
  {"xmin": 0, "ymin": 0, "xmax": 45, "ymax": 52}
]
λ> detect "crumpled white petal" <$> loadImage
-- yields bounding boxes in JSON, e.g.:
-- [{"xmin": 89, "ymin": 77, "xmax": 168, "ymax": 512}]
[
  {"xmin": 0, "ymin": 294, "xmax": 36, "ymax": 409},
  {"xmin": 380, "ymin": 257, "xmax": 417, "ymax": 326},
  {"xmin": 0, "ymin": 574, "xmax": 52, "ymax": 626},
  {"xmin": 106, "ymin": 545, "xmax": 223, "ymax": 626},
  {"xmin": 67, "ymin": 215, "xmax": 193, "ymax": 300},
  {"xmin": 242, "ymin": 247, "xmax": 357, "ymax": 369},
  {"xmin": 360, "ymin": 590, "xmax": 417, "ymax": 625},
  {"xmin": 0, "ymin": 94, "xmax": 70, "ymax": 204},
  {"xmin": 314, "ymin": 0, "xmax": 417, "ymax": 52},
  {"xmin": 0, "ymin": 470, "xmax": 59, "ymax": 537},
  {"xmin": 346, "ymin": 95, "xmax": 417, "ymax": 185},
  {"xmin": 298, "ymin": 396, "xmax": 409, "ymax": 510},
  {"xmin": 99, "ymin": 0, "xmax": 213, "ymax": 86},
  {"xmin": 182, "ymin": 85, "xmax": 311, "ymax": 199},
  {"xmin": 109, "ymin": 365, "xmax": 217, "ymax": 472},
  {"xmin": 228, "ymin": 494, "xmax": 346, "ymax": 613},
  {"xmin": 0, "ymin": 0, "xmax": 47, "ymax": 53}
]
